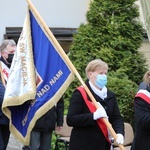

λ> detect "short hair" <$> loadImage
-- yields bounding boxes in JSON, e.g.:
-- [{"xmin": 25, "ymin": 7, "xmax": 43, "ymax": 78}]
[
  {"xmin": 85, "ymin": 59, "xmax": 108, "ymax": 78},
  {"xmin": 0, "ymin": 39, "xmax": 16, "ymax": 52},
  {"xmin": 143, "ymin": 70, "xmax": 150, "ymax": 83}
]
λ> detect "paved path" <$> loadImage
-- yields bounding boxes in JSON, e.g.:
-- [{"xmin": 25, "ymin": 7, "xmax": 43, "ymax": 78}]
[{"xmin": 6, "ymin": 134, "xmax": 23, "ymax": 150}]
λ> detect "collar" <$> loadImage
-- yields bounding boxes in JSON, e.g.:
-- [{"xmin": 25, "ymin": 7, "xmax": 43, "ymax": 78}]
[{"xmin": 89, "ymin": 81, "xmax": 107, "ymax": 100}]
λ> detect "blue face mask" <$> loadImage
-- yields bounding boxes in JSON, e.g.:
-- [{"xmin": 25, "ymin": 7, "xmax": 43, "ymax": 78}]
[{"xmin": 95, "ymin": 74, "xmax": 107, "ymax": 89}]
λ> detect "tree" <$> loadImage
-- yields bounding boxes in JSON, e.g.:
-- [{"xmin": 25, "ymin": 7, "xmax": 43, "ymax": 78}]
[{"xmin": 65, "ymin": 0, "xmax": 148, "ymax": 125}]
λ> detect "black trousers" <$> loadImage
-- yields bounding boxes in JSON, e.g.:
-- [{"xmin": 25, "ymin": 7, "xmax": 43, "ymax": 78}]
[{"xmin": 0, "ymin": 124, "xmax": 10, "ymax": 150}]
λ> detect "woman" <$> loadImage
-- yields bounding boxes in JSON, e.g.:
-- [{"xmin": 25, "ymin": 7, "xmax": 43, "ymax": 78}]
[
  {"xmin": 131, "ymin": 70, "xmax": 150, "ymax": 150},
  {"xmin": 67, "ymin": 59, "xmax": 124, "ymax": 150}
]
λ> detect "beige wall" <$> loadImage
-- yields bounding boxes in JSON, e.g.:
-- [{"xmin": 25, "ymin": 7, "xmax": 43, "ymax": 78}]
[
  {"xmin": 139, "ymin": 40, "xmax": 150, "ymax": 68},
  {"xmin": 0, "ymin": 0, "xmax": 91, "ymax": 42},
  {"xmin": 136, "ymin": 0, "xmax": 150, "ymax": 68}
]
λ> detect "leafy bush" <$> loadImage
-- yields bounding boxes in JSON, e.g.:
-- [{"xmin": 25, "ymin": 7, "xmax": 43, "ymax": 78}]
[{"xmin": 107, "ymin": 71, "xmax": 138, "ymax": 126}]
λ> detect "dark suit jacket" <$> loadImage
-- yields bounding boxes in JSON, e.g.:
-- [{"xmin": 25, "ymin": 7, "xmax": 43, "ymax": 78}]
[{"xmin": 33, "ymin": 97, "xmax": 64, "ymax": 132}]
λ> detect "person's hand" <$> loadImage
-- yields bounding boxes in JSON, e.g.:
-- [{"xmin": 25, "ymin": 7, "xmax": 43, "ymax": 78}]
[
  {"xmin": 55, "ymin": 126, "xmax": 63, "ymax": 131},
  {"xmin": 116, "ymin": 133, "xmax": 124, "ymax": 144},
  {"xmin": 93, "ymin": 105, "xmax": 108, "ymax": 120}
]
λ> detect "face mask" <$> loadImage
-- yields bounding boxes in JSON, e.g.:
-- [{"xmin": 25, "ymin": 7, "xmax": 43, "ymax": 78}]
[
  {"xmin": 95, "ymin": 74, "xmax": 107, "ymax": 89},
  {"xmin": 6, "ymin": 54, "xmax": 14, "ymax": 63}
]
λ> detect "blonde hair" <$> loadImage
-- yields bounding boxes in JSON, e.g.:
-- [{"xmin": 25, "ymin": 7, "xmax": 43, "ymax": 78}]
[
  {"xmin": 85, "ymin": 59, "xmax": 108, "ymax": 78},
  {"xmin": 0, "ymin": 39, "xmax": 16, "ymax": 52},
  {"xmin": 143, "ymin": 70, "xmax": 150, "ymax": 83}
]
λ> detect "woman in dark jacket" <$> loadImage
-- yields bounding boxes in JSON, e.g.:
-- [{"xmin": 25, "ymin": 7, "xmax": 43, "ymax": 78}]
[
  {"xmin": 67, "ymin": 59, "xmax": 124, "ymax": 150},
  {"xmin": 131, "ymin": 71, "xmax": 150, "ymax": 150}
]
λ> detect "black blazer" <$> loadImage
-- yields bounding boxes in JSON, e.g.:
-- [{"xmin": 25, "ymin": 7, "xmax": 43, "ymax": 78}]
[{"xmin": 33, "ymin": 97, "xmax": 64, "ymax": 132}]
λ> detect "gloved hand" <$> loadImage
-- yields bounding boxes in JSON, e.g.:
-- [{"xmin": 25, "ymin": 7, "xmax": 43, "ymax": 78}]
[
  {"xmin": 93, "ymin": 105, "xmax": 108, "ymax": 120},
  {"xmin": 116, "ymin": 133, "xmax": 124, "ymax": 144}
]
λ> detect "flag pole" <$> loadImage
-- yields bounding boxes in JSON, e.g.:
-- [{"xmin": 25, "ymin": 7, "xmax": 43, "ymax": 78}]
[{"xmin": 26, "ymin": 0, "xmax": 125, "ymax": 149}]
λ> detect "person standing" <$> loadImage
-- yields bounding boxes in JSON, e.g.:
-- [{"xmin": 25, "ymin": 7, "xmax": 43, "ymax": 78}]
[
  {"xmin": 131, "ymin": 70, "xmax": 150, "ymax": 150},
  {"xmin": 0, "ymin": 39, "xmax": 16, "ymax": 150},
  {"xmin": 67, "ymin": 59, "xmax": 124, "ymax": 150},
  {"xmin": 22, "ymin": 97, "xmax": 64, "ymax": 150}
]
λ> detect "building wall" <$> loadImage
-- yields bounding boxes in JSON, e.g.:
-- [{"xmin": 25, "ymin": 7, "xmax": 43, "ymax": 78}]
[
  {"xmin": 136, "ymin": 1, "xmax": 150, "ymax": 68},
  {"xmin": 0, "ymin": 0, "xmax": 90, "ymax": 42},
  {"xmin": 1, "ymin": 0, "xmax": 150, "ymax": 67},
  {"xmin": 139, "ymin": 41, "xmax": 150, "ymax": 69}
]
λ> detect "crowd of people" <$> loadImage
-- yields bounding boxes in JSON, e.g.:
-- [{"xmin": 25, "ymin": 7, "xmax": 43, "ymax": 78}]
[{"xmin": 0, "ymin": 39, "xmax": 150, "ymax": 150}]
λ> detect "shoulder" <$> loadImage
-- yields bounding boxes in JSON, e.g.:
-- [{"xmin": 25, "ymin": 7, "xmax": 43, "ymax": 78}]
[
  {"xmin": 107, "ymin": 89, "xmax": 116, "ymax": 99},
  {"xmin": 69, "ymin": 87, "xmax": 89, "ymax": 104},
  {"xmin": 135, "ymin": 89, "xmax": 150, "ymax": 104},
  {"xmin": 138, "ymin": 82, "xmax": 147, "ymax": 90},
  {"xmin": 72, "ymin": 88, "xmax": 85, "ymax": 98}
]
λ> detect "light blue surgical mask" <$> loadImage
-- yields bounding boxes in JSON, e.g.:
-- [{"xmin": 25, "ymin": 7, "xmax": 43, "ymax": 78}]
[{"xmin": 95, "ymin": 74, "xmax": 107, "ymax": 89}]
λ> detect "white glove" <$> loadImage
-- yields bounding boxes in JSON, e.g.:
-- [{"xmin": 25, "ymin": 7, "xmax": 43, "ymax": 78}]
[
  {"xmin": 116, "ymin": 133, "xmax": 124, "ymax": 144},
  {"xmin": 93, "ymin": 106, "xmax": 108, "ymax": 120}
]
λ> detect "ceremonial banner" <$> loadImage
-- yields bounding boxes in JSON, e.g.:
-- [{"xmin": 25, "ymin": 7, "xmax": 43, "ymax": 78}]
[{"xmin": 2, "ymin": 7, "xmax": 74, "ymax": 145}]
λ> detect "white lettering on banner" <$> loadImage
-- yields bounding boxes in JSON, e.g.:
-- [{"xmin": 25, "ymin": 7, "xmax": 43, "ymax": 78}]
[
  {"xmin": 49, "ymin": 70, "xmax": 63, "ymax": 85},
  {"xmin": 19, "ymin": 42, "xmax": 28, "ymax": 86},
  {"xmin": 22, "ymin": 99, "xmax": 37, "ymax": 126},
  {"xmin": 36, "ymin": 70, "xmax": 63, "ymax": 98},
  {"xmin": 37, "ymin": 85, "xmax": 50, "ymax": 97}
]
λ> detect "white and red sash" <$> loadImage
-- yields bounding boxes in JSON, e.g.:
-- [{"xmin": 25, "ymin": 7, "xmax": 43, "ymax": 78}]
[{"xmin": 135, "ymin": 89, "xmax": 150, "ymax": 104}]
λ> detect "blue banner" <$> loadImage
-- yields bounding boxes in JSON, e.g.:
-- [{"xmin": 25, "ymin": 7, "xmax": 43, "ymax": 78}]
[{"xmin": 3, "ymin": 8, "xmax": 74, "ymax": 144}]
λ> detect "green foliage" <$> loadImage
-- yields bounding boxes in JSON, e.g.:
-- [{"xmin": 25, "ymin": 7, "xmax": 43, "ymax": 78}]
[
  {"xmin": 63, "ymin": 0, "xmax": 149, "ymax": 125},
  {"xmin": 51, "ymin": 132, "xmax": 56, "ymax": 150},
  {"xmin": 108, "ymin": 71, "xmax": 138, "ymax": 125},
  {"xmin": 51, "ymin": 132, "xmax": 67, "ymax": 150}
]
